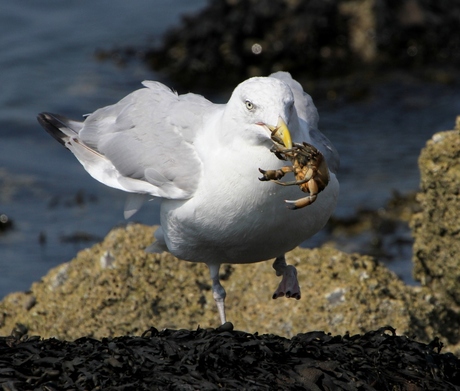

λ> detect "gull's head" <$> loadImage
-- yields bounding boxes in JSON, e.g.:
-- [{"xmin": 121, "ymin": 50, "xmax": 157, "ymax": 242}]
[{"xmin": 225, "ymin": 76, "xmax": 298, "ymax": 147}]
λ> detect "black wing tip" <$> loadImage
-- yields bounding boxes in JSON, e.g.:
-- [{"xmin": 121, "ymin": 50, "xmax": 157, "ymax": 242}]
[
  {"xmin": 37, "ymin": 112, "xmax": 68, "ymax": 147},
  {"xmin": 37, "ymin": 112, "xmax": 53, "ymax": 127}
]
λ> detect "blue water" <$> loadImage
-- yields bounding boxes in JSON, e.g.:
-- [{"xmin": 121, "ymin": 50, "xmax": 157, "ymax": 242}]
[
  {"xmin": 1, "ymin": 1, "xmax": 459, "ymax": 298},
  {"xmin": 0, "ymin": 0, "xmax": 207, "ymax": 297}
]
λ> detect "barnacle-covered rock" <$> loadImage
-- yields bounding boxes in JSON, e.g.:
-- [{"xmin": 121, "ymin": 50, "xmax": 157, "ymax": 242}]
[
  {"xmin": 410, "ymin": 116, "xmax": 460, "ymax": 343},
  {"xmin": 0, "ymin": 223, "xmax": 430, "ymax": 342}
]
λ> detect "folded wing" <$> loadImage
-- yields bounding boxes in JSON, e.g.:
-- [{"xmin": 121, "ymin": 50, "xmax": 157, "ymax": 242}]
[
  {"xmin": 38, "ymin": 81, "xmax": 213, "ymax": 204},
  {"xmin": 269, "ymin": 72, "xmax": 340, "ymax": 174}
]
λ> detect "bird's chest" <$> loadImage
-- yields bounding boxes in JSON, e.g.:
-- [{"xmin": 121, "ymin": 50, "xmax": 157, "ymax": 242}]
[
  {"xmin": 166, "ymin": 155, "xmax": 294, "ymax": 245},
  {"xmin": 160, "ymin": 142, "xmax": 337, "ymax": 264},
  {"xmin": 201, "ymin": 144, "xmax": 283, "ymax": 208}
]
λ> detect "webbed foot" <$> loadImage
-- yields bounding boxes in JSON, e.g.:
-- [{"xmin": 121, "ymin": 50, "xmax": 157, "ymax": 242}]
[{"xmin": 272, "ymin": 255, "xmax": 301, "ymax": 300}]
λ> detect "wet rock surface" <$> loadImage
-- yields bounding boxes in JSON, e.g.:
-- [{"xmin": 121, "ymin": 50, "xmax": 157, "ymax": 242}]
[{"xmin": 1, "ymin": 326, "xmax": 459, "ymax": 390}]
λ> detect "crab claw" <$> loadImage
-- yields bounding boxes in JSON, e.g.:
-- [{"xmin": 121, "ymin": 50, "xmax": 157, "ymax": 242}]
[
  {"xmin": 258, "ymin": 168, "xmax": 269, "ymax": 181},
  {"xmin": 267, "ymin": 117, "xmax": 293, "ymax": 149}
]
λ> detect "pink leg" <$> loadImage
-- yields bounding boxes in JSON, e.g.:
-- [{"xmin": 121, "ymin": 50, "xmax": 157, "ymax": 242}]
[{"xmin": 272, "ymin": 255, "xmax": 301, "ymax": 300}]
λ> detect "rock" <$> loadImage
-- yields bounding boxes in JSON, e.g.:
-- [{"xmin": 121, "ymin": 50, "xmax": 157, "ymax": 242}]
[
  {"xmin": 326, "ymin": 190, "xmax": 419, "ymax": 275},
  {"xmin": 339, "ymin": 0, "xmax": 378, "ymax": 63},
  {"xmin": 411, "ymin": 117, "xmax": 460, "ymax": 317},
  {"xmin": 0, "ymin": 213, "xmax": 13, "ymax": 233},
  {"xmin": 0, "ymin": 223, "xmax": 437, "ymax": 349},
  {"xmin": 102, "ymin": 0, "xmax": 460, "ymax": 89},
  {"xmin": 144, "ymin": 0, "xmax": 355, "ymax": 88}
]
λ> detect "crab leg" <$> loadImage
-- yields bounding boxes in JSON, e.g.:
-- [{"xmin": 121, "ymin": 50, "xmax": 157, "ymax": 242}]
[
  {"xmin": 285, "ymin": 178, "xmax": 319, "ymax": 209},
  {"xmin": 285, "ymin": 194, "xmax": 318, "ymax": 209},
  {"xmin": 272, "ymin": 166, "xmax": 314, "ymax": 186},
  {"xmin": 272, "ymin": 177, "xmax": 311, "ymax": 187},
  {"xmin": 258, "ymin": 166, "xmax": 293, "ymax": 181}
]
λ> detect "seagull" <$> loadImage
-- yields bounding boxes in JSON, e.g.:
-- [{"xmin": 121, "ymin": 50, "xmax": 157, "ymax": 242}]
[{"xmin": 37, "ymin": 72, "xmax": 339, "ymax": 325}]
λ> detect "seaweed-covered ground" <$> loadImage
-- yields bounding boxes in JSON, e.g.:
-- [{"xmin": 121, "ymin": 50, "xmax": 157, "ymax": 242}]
[{"xmin": 1, "ymin": 324, "xmax": 459, "ymax": 390}]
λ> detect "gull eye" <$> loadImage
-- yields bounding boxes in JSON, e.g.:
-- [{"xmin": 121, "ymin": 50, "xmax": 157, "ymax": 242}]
[{"xmin": 245, "ymin": 100, "xmax": 254, "ymax": 111}]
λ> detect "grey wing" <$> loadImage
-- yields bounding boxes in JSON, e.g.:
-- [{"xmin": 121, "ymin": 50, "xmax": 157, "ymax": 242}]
[
  {"xmin": 42, "ymin": 81, "xmax": 213, "ymax": 201},
  {"xmin": 269, "ymin": 72, "xmax": 340, "ymax": 174}
]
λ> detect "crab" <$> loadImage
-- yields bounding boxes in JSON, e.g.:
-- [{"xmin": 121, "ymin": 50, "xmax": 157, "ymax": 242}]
[{"xmin": 259, "ymin": 127, "xmax": 330, "ymax": 210}]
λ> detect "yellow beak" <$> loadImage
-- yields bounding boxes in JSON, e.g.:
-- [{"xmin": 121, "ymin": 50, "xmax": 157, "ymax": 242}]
[{"xmin": 267, "ymin": 117, "xmax": 292, "ymax": 149}]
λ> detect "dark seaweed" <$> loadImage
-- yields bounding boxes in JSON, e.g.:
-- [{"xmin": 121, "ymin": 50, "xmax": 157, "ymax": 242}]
[{"xmin": 0, "ymin": 325, "xmax": 459, "ymax": 390}]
